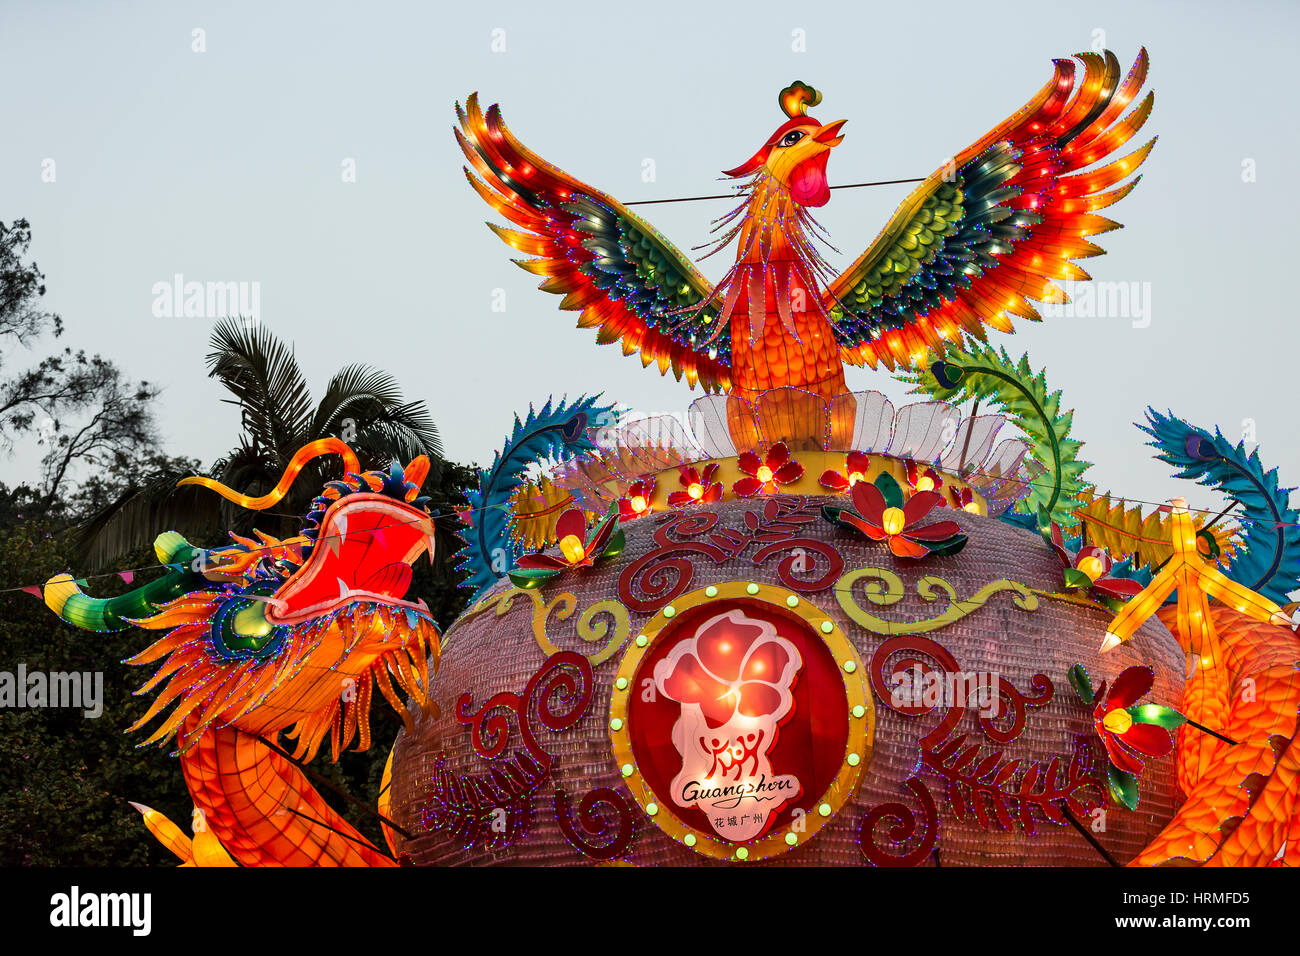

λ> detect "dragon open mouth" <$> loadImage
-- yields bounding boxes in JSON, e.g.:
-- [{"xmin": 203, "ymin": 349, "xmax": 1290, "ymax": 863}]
[{"xmin": 267, "ymin": 493, "xmax": 436, "ymax": 626}]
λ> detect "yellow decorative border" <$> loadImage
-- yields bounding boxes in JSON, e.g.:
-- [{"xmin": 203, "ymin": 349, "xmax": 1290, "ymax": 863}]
[
  {"xmin": 457, "ymin": 586, "xmax": 630, "ymax": 664},
  {"xmin": 834, "ymin": 568, "xmax": 1040, "ymax": 635},
  {"xmin": 609, "ymin": 581, "xmax": 873, "ymax": 862}
]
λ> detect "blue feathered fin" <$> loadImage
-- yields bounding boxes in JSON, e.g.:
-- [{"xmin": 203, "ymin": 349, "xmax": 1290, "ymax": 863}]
[
  {"xmin": 1141, "ymin": 408, "xmax": 1300, "ymax": 605},
  {"xmin": 454, "ymin": 395, "xmax": 616, "ymax": 601}
]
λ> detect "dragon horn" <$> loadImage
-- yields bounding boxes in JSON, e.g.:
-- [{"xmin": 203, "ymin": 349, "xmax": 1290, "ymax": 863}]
[
  {"xmin": 45, "ymin": 533, "xmax": 203, "ymax": 632},
  {"xmin": 403, "ymin": 455, "xmax": 431, "ymax": 490},
  {"xmin": 178, "ymin": 438, "xmax": 361, "ymax": 511}
]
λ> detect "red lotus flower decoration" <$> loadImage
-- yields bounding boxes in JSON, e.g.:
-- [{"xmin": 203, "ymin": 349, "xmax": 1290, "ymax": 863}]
[
  {"xmin": 734, "ymin": 442, "xmax": 803, "ymax": 497},
  {"xmin": 1069, "ymin": 663, "xmax": 1186, "ymax": 810},
  {"xmin": 905, "ymin": 460, "xmax": 943, "ymax": 496},
  {"xmin": 1046, "ymin": 524, "xmax": 1144, "ymax": 608},
  {"xmin": 948, "ymin": 486, "xmax": 982, "ymax": 514},
  {"xmin": 822, "ymin": 472, "xmax": 966, "ymax": 559},
  {"xmin": 618, "ymin": 476, "xmax": 656, "ymax": 521},
  {"xmin": 667, "ymin": 463, "xmax": 723, "ymax": 508},
  {"xmin": 507, "ymin": 504, "xmax": 625, "ymax": 589},
  {"xmin": 819, "ymin": 451, "xmax": 871, "ymax": 493}
]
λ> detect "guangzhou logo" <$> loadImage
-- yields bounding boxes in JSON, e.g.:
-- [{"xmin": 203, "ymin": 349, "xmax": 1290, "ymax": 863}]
[
  {"xmin": 654, "ymin": 609, "xmax": 801, "ymax": 841},
  {"xmin": 611, "ymin": 586, "xmax": 869, "ymax": 860}
]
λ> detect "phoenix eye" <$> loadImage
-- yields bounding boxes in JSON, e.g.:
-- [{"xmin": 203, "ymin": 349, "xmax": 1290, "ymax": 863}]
[{"xmin": 779, "ymin": 130, "xmax": 804, "ymax": 147}]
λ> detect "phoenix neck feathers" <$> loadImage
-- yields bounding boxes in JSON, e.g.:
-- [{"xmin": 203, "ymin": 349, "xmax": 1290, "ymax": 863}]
[{"xmin": 694, "ymin": 172, "xmax": 849, "ymax": 405}]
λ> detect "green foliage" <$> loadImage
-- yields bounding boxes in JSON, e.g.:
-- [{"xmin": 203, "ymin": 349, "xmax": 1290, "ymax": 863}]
[
  {"xmin": 0, "ymin": 496, "xmax": 191, "ymax": 865},
  {"xmin": 898, "ymin": 343, "xmax": 1091, "ymax": 528}
]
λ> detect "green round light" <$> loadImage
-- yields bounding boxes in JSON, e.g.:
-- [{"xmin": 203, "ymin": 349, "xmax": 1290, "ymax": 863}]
[
  {"xmin": 684, "ymin": 834, "xmax": 697, "ymax": 847},
  {"xmin": 635, "ymin": 634, "xmax": 648, "ymax": 647},
  {"xmin": 621, "ymin": 763, "xmax": 634, "ymax": 777},
  {"xmin": 847, "ymin": 752, "xmax": 861, "ymax": 766},
  {"xmin": 820, "ymin": 620, "xmax": 834, "ymax": 634},
  {"xmin": 705, "ymin": 585, "xmax": 718, "ymax": 598},
  {"xmin": 615, "ymin": 677, "xmax": 628, "ymax": 691},
  {"xmin": 786, "ymin": 595, "xmax": 799, "ymax": 607},
  {"xmin": 785, "ymin": 832, "xmax": 798, "ymax": 846},
  {"xmin": 843, "ymin": 660, "xmax": 857, "ymax": 673},
  {"xmin": 746, "ymin": 583, "xmax": 760, "ymax": 595},
  {"xmin": 663, "ymin": 606, "xmax": 676, "ymax": 618},
  {"xmin": 646, "ymin": 803, "xmax": 659, "ymax": 816},
  {"xmin": 609, "ymin": 718, "xmax": 623, "ymax": 731},
  {"xmin": 852, "ymin": 704, "xmax": 866, "ymax": 719},
  {"xmin": 818, "ymin": 803, "xmax": 831, "ymax": 817},
  {"xmin": 735, "ymin": 847, "xmax": 749, "ymax": 860}
]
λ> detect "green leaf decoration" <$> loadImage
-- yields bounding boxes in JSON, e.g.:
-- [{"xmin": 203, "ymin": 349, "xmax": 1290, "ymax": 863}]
[
  {"xmin": 506, "ymin": 566, "xmax": 561, "ymax": 590},
  {"xmin": 1062, "ymin": 568, "xmax": 1094, "ymax": 591},
  {"xmin": 599, "ymin": 529, "xmax": 626, "ymax": 562},
  {"xmin": 876, "ymin": 472, "xmax": 905, "ymax": 510},
  {"xmin": 1068, "ymin": 663, "xmax": 1095, "ymax": 704},
  {"xmin": 898, "ymin": 344, "xmax": 1091, "ymax": 528},
  {"xmin": 1127, "ymin": 703, "xmax": 1188, "ymax": 729},
  {"xmin": 821, "ymin": 505, "xmax": 845, "ymax": 525},
  {"xmin": 1108, "ymin": 765, "xmax": 1140, "ymax": 810}
]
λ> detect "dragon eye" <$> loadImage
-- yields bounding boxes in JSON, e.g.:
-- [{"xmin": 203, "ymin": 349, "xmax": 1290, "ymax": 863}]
[{"xmin": 779, "ymin": 130, "xmax": 805, "ymax": 147}]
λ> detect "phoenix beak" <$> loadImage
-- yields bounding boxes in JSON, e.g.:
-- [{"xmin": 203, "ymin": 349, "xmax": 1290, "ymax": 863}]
[{"xmin": 814, "ymin": 119, "xmax": 847, "ymax": 146}]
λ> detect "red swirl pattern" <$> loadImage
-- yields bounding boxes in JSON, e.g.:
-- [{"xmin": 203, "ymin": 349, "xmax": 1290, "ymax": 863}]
[
  {"xmin": 617, "ymin": 496, "xmax": 843, "ymax": 612},
  {"xmin": 456, "ymin": 651, "xmax": 593, "ymax": 767},
  {"xmin": 554, "ymin": 787, "xmax": 637, "ymax": 861},
  {"xmin": 858, "ymin": 776, "xmax": 939, "ymax": 867}
]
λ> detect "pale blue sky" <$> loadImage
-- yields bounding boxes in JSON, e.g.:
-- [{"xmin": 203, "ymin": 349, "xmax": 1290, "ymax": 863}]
[{"xmin": 1, "ymin": 0, "xmax": 1296, "ymax": 520}]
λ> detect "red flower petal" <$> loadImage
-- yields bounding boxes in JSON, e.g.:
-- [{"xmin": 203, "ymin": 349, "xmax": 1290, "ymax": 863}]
[
  {"xmin": 1093, "ymin": 576, "xmax": 1144, "ymax": 599},
  {"xmin": 1121, "ymin": 723, "xmax": 1174, "ymax": 758},
  {"xmin": 515, "ymin": 552, "xmax": 569, "ymax": 571},
  {"xmin": 839, "ymin": 511, "xmax": 888, "ymax": 541},
  {"xmin": 737, "ymin": 682, "xmax": 782, "ymax": 718},
  {"xmin": 741, "ymin": 642, "xmax": 790, "ymax": 683},
  {"xmin": 619, "ymin": 501, "xmax": 636, "ymax": 520},
  {"xmin": 737, "ymin": 451, "xmax": 761, "ymax": 477},
  {"xmin": 902, "ymin": 490, "xmax": 942, "ymax": 524},
  {"xmin": 661, "ymin": 655, "xmax": 735, "ymax": 724},
  {"xmin": 1102, "ymin": 732, "xmax": 1146, "ymax": 776},
  {"xmin": 733, "ymin": 476, "xmax": 764, "ymax": 498},
  {"xmin": 701, "ymin": 463, "xmax": 719, "ymax": 484},
  {"xmin": 851, "ymin": 479, "xmax": 887, "ymax": 523},
  {"xmin": 678, "ymin": 467, "xmax": 700, "ymax": 489},
  {"xmin": 555, "ymin": 509, "xmax": 587, "ymax": 543},
  {"xmin": 773, "ymin": 461, "xmax": 804, "ymax": 485},
  {"xmin": 765, "ymin": 442, "xmax": 790, "ymax": 469},
  {"xmin": 1107, "ymin": 666, "xmax": 1153, "ymax": 710},
  {"xmin": 888, "ymin": 535, "xmax": 930, "ymax": 559},
  {"xmin": 847, "ymin": 451, "xmax": 870, "ymax": 475},
  {"xmin": 904, "ymin": 520, "xmax": 962, "ymax": 541},
  {"xmin": 667, "ymin": 491, "xmax": 692, "ymax": 507},
  {"xmin": 702, "ymin": 483, "xmax": 723, "ymax": 503},
  {"xmin": 696, "ymin": 615, "xmax": 764, "ymax": 681},
  {"xmin": 819, "ymin": 470, "xmax": 849, "ymax": 492}
]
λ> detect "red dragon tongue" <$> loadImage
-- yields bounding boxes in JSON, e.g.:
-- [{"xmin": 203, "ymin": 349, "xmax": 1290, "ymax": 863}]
[{"xmin": 789, "ymin": 151, "xmax": 831, "ymax": 207}]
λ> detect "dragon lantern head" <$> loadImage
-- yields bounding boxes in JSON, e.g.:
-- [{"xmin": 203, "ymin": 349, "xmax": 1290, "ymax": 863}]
[
  {"xmin": 45, "ymin": 438, "xmax": 441, "ymax": 761},
  {"xmin": 722, "ymin": 81, "xmax": 846, "ymax": 208}
]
